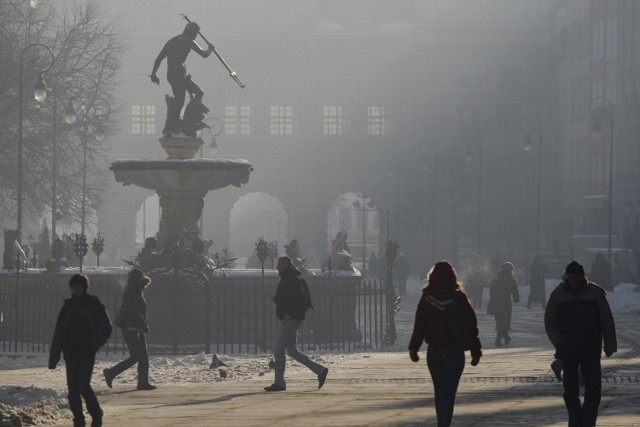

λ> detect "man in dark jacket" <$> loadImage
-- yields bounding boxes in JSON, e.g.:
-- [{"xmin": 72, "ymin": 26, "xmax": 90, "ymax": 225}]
[
  {"xmin": 49, "ymin": 274, "xmax": 112, "ymax": 427},
  {"xmin": 265, "ymin": 256, "xmax": 328, "ymax": 392},
  {"xmin": 544, "ymin": 261, "xmax": 617, "ymax": 427}
]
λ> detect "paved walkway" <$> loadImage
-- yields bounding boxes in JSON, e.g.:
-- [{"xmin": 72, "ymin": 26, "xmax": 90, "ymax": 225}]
[{"xmin": 5, "ymin": 285, "xmax": 640, "ymax": 426}]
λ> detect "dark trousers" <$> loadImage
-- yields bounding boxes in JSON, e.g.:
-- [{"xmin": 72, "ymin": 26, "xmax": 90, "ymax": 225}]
[
  {"xmin": 65, "ymin": 356, "xmax": 102, "ymax": 425},
  {"xmin": 107, "ymin": 328, "xmax": 150, "ymax": 386},
  {"xmin": 562, "ymin": 358, "xmax": 602, "ymax": 427},
  {"xmin": 427, "ymin": 345, "xmax": 465, "ymax": 427}
]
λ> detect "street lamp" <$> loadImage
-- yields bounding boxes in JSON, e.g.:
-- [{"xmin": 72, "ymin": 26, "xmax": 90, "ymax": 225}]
[
  {"xmin": 352, "ymin": 197, "xmax": 375, "ymax": 275},
  {"xmin": 422, "ymin": 152, "xmax": 438, "ymax": 265},
  {"xmin": 588, "ymin": 96, "xmax": 615, "ymax": 263},
  {"xmin": 17, "ymin": 43, "xmax": 54, "ymax": 242},
  {"xmin": 51, "ymin": 94, "xmax": 77, "ymax": 244},
  {"xmin": 462, "ymin": 129, "xmax": 482, "ymax": 255},
  {"xmin": 520, "ymin": 114, "xmax": 543, "ymax": 254}
]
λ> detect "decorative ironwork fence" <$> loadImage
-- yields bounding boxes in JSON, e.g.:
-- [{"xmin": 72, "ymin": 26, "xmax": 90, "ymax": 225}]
[{"xmin": 0, "ymin": 272, "xmax": 395, "ymax": 355}]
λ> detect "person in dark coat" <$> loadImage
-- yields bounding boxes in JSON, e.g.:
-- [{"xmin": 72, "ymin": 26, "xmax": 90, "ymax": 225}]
[
  {"xmin": 103, "ymin": 268, "xmax": 156, "ymax": 390},
  {"xmin": 487, "ymin": 262, "xmax": 520, "ymax": 347},
  {"xmin": 265, "ymin": 256, "xmax": 328, "ymax": 392},
  {"xmin": 49, "ymin": 274, "xmax": 112, "ymax": 427},
  {"xmin": 528, "ymin": 254, "xmax": 548, "ymax": 309},
  {"xmin": 368, "ymin": 252, "xmax": 379, "ymax": 279},
  {"xmin": 464, "ymin": 255, "xmax": 488, "ymax": 310},
  {"xmin": 589, "ymin": 252, "xmax": 612, "ymax": 291},
  {"xmin": 545, "ymin": 260, "xmax": 617, "ymax": 427},
  {"xmin": 395, "ymin": 252, "xmax": 411, "ymax": 296},
  {"xmin": 409, "ymin": 260, "xmax": 482, "ymax": 427}
]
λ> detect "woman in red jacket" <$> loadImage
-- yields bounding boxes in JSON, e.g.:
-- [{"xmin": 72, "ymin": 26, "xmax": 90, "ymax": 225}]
[{"xmin": 409, "ymin": 260, "xmax": 482, "ymax": 427}]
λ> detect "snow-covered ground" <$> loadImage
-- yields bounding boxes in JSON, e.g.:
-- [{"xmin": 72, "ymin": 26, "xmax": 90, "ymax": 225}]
[{"xmin": 1, "ymin": 277, "xmax": 638, "ymax": 426}]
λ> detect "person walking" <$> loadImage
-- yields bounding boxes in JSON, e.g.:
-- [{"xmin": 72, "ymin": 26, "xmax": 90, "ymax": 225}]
[
  {"xmin": 487, "ymin": 262, "xmax": 519, "ymax": 347},
  {"xmin": 464, "ymin": 255, "xmax": 488, "ymax": 310},
  {"xmin": 409, "ymin": 260, "xmax": 482, "ymax": 427},
  {"xmin": 545, "ymin": 260, "xmax": 617, "ymax": 427},
  {"xmin": 103, "ymin": 268, "xmax": 156, "ymax": 390},
  {"xmin": 265, "ymin": 256, "xmax": 328, "ymax": 392},
  {"xmin": 527, "ymin": 254, "xmax": 548, "ymax": 309},
  {"xmin": 49, "ymin": 274, "xmax": 112, "ymax": 427},
  {"xmin": 589, "ymin": 252, "xmax": 612, "ymax": 292}
]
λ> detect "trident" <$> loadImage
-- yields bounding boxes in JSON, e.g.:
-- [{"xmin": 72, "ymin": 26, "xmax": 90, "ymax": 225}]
[{"xmin": 181, "ymin": 13, "xmax": 246, "ymax": 89}]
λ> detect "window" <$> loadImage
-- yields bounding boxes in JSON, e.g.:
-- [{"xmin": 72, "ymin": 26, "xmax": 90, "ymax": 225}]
[
  {"xmin": 225, "ymin": 105, "xmax": 251, "ymax": 135},
  {"xmin": 323, "ymin": 105, "xmax": 346, "ymax": 135},
  {"xmin": 270, "ymin": 105, "xmax": 294, "ymax": 136},
  {"xmin": 367, "ymin": 106, "xmax": 392, "ymax": 135},
  {"xmin": 131, "ymin": 105, "xmax": 156, "ymax": 135}
]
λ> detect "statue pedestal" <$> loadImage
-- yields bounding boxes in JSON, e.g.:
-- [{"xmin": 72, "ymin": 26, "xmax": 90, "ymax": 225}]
[{"xmin": 159, "ymin": 137, "xmax": 203, "ymax": 160}]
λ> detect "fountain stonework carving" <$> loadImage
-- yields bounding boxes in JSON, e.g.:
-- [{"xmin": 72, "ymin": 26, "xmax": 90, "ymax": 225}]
[{"xmin": 111, "ymin": 138, "xmax": 252, "ymax": 247}]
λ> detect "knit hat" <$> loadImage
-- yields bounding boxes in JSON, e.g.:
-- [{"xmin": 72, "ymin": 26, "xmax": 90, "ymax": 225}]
[{"xmin": 564, "ymin": 260, "xmax": 585, "ymax": 275}]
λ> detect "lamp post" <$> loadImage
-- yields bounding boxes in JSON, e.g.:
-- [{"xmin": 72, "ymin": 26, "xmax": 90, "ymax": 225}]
[
  {"xmin": 255, "ymin": 237, "xmax": 269, "ymax": 353},
  {"xmin": 17, "ymin": 43, "xmax": 54, "ymax": 241},
  {"xmin": 588, "ymin": 97, "xmax": 615, "ymax": 263},
  {"xmin": 51, "ymin": 94, "xmax": 77, "ymax": 244},
  {"xmin": 92, "ymin": 233, "xmax": 104, "ymax": 267},
  {"xmin": 462, "ymin": 129, "xmax": 482, "ymax": 255},
  {"xmin": 520, "ymin": 114, "xmax": 543, "ymax": 254},
  {"xmin": 352, "ymin": 196, "xmax": 375, "ymax": 275},
  {"xmin": 422, "ymin": 152, "xmax": 438, "ymax": 265}
]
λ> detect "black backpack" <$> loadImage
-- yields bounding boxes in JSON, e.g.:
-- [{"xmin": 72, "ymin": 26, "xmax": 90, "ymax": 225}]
[{"xmin": 298, "ymin": 278, "xmax": 314, "ymax": 312}]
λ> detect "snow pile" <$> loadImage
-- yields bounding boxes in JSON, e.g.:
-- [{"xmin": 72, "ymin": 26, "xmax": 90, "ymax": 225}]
[{"xmin": 0, "ymin": 386, "xmax": 69, "ymax": 426}]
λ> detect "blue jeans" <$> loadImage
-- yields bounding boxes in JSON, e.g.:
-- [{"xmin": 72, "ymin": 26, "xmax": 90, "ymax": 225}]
[
  {"xmin": 106, "ymin": 329, "xmax": 150, "ymax": 386},
  {"xmin": 427, "ymin": 345, "xmax": 465, "ymax": 427},
  {"xmin": 562, "ymin": 358, "xmax": 601, "ymax": 427},
  {"xmin": 274, "ymin": 319, "xmax": 324, "ymax": 387}
]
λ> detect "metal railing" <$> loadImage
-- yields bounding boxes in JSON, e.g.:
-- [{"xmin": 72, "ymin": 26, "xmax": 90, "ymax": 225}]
[{"xmin": 0, "ymin": 273, "xmax": 394, "ymax": 355}]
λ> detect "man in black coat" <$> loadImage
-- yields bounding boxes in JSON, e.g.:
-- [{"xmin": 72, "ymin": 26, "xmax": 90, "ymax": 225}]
[
  {"xmin": 265, "ymin": 256, "xmax": 328, "ymax": 392},
  {"xmin": 544, "ymin": 261, "xmax": 617, "ymax": 427},
  {"xmin": 49, "ymin": 274, "xmax": 112, "ymax": 427}
]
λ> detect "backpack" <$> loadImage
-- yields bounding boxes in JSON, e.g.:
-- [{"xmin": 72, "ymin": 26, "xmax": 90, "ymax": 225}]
[{"xmin": 298, "ymin": 278, "xmax": 314, "ymax": 312}]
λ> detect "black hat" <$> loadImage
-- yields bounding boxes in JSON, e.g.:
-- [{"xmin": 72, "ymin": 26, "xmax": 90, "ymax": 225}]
[{"xmin": 564, "ymin": 260, "xmax": 585, "ymax": 275}]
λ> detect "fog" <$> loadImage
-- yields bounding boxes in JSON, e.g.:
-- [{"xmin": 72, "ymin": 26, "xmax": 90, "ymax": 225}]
[{"xmin": 11, "ymin": 0, "xmax": 638, "ymax": 280}]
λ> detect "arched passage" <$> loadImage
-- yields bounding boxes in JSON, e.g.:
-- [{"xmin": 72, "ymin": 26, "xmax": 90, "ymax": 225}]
[
  {"xmin": 135, "ymin": 194, "xmax": 160, "ymax": 246},
  {"xmin": 229, "ymin": 192, "xmax": 289, "ymax": 261},
  {"xmin": 327, "ymin": 192, "xmax": 379, "ymax": 272}
]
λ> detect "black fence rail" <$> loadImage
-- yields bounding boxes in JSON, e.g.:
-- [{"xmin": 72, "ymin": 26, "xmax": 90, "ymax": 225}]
[{"xmin": 0, "ymin": 272, "xmax": 394, "ymax": 355}]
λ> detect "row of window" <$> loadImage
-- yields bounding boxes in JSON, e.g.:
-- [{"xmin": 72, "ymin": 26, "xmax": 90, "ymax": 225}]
[{"xmin": 131, "ymin": 105, "xmax": 393, "ymax": 136}]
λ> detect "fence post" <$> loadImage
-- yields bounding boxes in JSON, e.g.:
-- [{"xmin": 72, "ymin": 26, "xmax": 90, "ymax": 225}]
[{"xmin": 384, "ymin": 211, "xmax": 398, "ymax": 346}]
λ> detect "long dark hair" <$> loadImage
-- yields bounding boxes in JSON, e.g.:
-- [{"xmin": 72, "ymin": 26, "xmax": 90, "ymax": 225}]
[{"xmin": 424, "ymin": 260, "xmax": 462, "ymax": 290}]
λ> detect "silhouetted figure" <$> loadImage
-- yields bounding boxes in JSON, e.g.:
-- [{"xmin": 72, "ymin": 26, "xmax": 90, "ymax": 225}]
[
  {"xmin": 589, "ymin": 252, "xmax": 612, "ymax": 291},
  {"xmin": 368, "ymin": 252, "xmax": 379, "ymax": 279},
  {"xmin": 465, "ymin": 255, "xmax": 489, "ymax": 309},
  {"xmin": 545, "ymin": 260, "xmax": 617, "ymax": 427},
  {"xmin": 409, "ymin": 261, "xmax": 482, "ymax": 427},
  {"xmin": 265, "ymin": 257, "xmax": 328, "ymax": 392},
  {"xmin": 490, "ymin": 251, "xmax": 503, "ymax": 274},
  {"xmin": 49, "ymin": 274, "xmax": 112, "ymax": 427},
  {"xmin": 150, "ymin": 21, "xmax": 214, "ymax": 137},
  {"xmin": 487, "ymin": 262, "xmax": 519, "ymax": 347},
  {"xmin": 104, "ymin": 268, "xmax": 156, "ymax": 391},
  {"xmin": 528, "ymin": 255, "xmax": 548, "ymax": 309},
  {"xmin": 395, "ymin": 252, "xmax": 410, "ymax": 296}
]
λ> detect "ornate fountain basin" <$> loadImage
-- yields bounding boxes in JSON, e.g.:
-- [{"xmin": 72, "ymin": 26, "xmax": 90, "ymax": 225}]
[{"xmin": 111, "ymin": 158, "xmax": 252, "ymax": 194}]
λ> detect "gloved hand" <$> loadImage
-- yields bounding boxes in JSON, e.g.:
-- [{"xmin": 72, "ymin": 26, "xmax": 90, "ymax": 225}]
[
  {"xmin": 471, "ymin": 351, "xmax": 482, "ymax": 366},
  {"xmin": 409, "ymin": 351, "xmax": 419, "ymax": 363},
  {"xmin": 207, "ymin": 43, "xmax": 215, "ymax": 52},
  {"xmin": 48, "ymin": 357, "xmax": 59, "ymax": 370},
  {"xmin": 605, "ymin": 349, "xmax": 615, "ymax": 357},
  {"xmin": 150, "ymin": 73, "xmax": 160, "ymax": 85}
]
